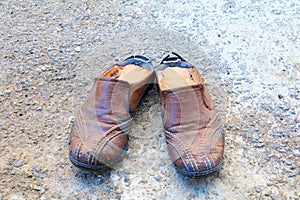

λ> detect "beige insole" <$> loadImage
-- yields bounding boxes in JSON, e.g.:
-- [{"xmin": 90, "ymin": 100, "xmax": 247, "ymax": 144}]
[
  {"xmin": 104, "ymin": 64, "xmax": 149, "ymax": 84},
  {"xmin": 157, "ymin": 67, "xmax": 201, "ymax": 90}
]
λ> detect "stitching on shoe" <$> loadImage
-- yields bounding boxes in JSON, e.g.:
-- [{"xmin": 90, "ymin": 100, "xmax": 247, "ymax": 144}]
[
  {"xmin": 207, "ymin": 112, "xmax": 222, "ymax": 129},
  {"xmin": 200, "ymin": 114, "xmax": 223, "ymax": 169},
  {"xmin": 74, "ymin": 115, "xmax": 132, "ymax": 165},
  {"xmin": 165, "ymin": 114, "xmax": 223, "ymax": 172},
  {"xmin": 165, "ymin": 130, "xmax": 198, "ymax": 172},
  {"xmin": 166, "ymin": 133, "xmax": 195, "ymax": 172},
  {"xmin": 77, "ymin": 108, "xmax": 88, "ymax": 142},
  {"xmin": 92, "ymin": 118, "xmax": 132, "ymax": 159}
]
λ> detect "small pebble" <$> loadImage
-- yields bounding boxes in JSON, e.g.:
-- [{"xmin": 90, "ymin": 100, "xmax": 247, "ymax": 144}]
[
  {"xmin": 32, "ymin": 165, "xmax": 41, "ymax": 172},
  {"xmin": 10, "ymin": 195, "xmax": 19, "ymax": 200},
  {"xmin": 256, "ymin": 187, "xmax": 261, "ymax": 193},
  {"xmin": 15, "ymin": 160, "xmax": 23, "ymax": 167},
  {"xmin": 285, "ymin": 159, "xmax": 292, "ymax": 165},
  {"xmin": 115, "ymin": 188, "xmax": 123, "ymax": 194},
  {"xmin": 97, "ymin": 178, "xmax": 105, "ymax": 185},
  {"xmin": 74, "ymin": 46, "xmax": 81, "ymax": 52},
  {"xmin": 47, "ymin": 51, "xmax": 53, "ymax": 57},
  {"xmin": 295, "ymin": 112, "xmax": 300, "ymax": 123},
  {"xmin": 124, "ymin": 177, "xmax": 130, "ymax": 183},
  {"xmin": 41, "ymin": 93, "xmax": 52, "ymax": 100},
  {"xmin": 40, "ymin": 188, "xmax": 45, "ymax": 194},
  {"xmin": 293, "ymin": 149, "xmax": 300, "ymax": 157}
]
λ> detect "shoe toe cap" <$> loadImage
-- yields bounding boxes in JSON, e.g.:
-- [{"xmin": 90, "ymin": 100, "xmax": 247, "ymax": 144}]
[
  {"xmin": 170, "ymin": 130, "xmax": 225, "ymax": 176},
  {"xmin": 69, "ymin": 124, "xmax": 128, "ymax": 169}
]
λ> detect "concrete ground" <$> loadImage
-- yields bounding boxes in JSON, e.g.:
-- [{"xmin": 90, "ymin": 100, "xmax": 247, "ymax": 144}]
[{"xmin": 0, "ymin": 0, "xmax": 299, "ymax": 199}]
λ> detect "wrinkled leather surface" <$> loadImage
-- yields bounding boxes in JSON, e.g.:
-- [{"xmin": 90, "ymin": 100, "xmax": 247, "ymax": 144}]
[
  {"xmin": 70, "ymin": 61, "xmax": 154, "ymax": 169},
  {"xmin": 157, "ymin": 64, "xmax": 225, "ymax": 175}
]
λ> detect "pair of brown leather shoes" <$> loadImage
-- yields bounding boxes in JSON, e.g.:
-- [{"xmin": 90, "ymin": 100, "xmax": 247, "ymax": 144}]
[{"xmin": 69, "ymin": 53, "xmax": 225, "ymax": 177}]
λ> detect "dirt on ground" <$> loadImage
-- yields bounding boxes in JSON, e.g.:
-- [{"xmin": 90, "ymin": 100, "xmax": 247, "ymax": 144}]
[{"xmin": 0, "ymin": 0, "xmax": 299, "ymax": 199}]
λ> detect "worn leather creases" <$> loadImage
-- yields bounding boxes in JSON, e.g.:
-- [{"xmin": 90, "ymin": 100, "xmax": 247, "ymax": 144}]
[
  {"xmin": 69, "ymin": 56, "xmax": 154, "ymax": 170},
  {"xmin": 156, "ymin": 56, "xmax": 225, "ymax": 176}
]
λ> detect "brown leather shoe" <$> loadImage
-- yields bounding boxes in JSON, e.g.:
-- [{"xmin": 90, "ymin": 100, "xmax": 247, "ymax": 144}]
[
  {"xmin": 156, "ymin": 52, "xmax": 225, "ymax": 177},
  {"xmin": 69, "ymin": 55, "xmax": 154, "ymax": 171}
]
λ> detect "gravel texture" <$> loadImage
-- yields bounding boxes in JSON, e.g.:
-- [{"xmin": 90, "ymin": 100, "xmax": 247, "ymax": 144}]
[{"xmin": 0, "ymin": 0, "xmax": 299, "ymax": 199}]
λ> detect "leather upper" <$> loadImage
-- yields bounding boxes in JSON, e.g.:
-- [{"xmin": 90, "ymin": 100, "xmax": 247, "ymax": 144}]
[
  {"xmin": 156, "ymin": 58, "xmax": 225, "ymax": 175},
  {"xmin": 70, "ymin": 78, "xmax": 132, "ymax": 167},
  {"xmin": 69, "ymin": 57, "xmax": 154, "ymax": 169}
]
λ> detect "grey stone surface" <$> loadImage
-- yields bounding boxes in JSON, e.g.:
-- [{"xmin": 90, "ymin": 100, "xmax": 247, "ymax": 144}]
[{"xmin": 0, "ymin": 0, "xmax": 299, "ymax": 199}]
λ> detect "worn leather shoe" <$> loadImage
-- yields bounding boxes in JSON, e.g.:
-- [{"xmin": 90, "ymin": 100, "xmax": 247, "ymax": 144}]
[
  {"xmin": 69, "ymin": 55, "xmax": 154, "ymax": 170},
  {"xmin": 156, "ymin": 52, "xmax": 225, "ymax": 177}
]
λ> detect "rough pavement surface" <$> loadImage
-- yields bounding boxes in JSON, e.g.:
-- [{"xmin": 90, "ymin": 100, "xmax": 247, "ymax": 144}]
[{"xmin": 0, "ymin": 0, "xmax": 299, "ymax": 199}]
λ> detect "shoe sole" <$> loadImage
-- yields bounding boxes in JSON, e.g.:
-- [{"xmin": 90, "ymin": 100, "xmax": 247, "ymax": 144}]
[
  {"xmin": 175, "ymin": 160, "xmax": 223, "ymax": 178},
  {"xmin": 69, "ymin": 142, "xmax": 129, "ymax": 171}
]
